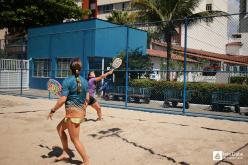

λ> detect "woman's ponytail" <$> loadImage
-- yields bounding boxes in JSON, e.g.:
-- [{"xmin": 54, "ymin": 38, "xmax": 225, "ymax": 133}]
[{"xmin": 70, "ymin": 58, "xmax": 82, "ymax": 94}]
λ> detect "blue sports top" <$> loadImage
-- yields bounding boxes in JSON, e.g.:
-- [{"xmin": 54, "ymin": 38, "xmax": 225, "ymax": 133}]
[{"xmin": 61, "ymin": 75, "xmax": 89, "ymax": 109}]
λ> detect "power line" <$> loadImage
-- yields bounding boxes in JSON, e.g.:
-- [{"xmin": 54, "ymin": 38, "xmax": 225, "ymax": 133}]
[
  {"xmin": 187, "ymin": 35, "xmax": 226, "ymax": 52},
  {"xmin": 190, "ymin": 21, "xmax": 228, "ymax": 40}
]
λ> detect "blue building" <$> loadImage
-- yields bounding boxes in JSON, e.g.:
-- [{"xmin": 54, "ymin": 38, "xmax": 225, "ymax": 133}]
[{"xmin": 28, "ymin": 19, "xmax": 147, "ymax": 89}]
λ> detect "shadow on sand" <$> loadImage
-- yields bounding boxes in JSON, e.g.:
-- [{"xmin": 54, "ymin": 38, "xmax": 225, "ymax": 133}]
[
  {"xmin": 88, "ymin": 128, "xmax": 190, "ymax": 165},
  {"xmin": 39, "ymin": 144, "xmax": 83, "ymax": 165}
]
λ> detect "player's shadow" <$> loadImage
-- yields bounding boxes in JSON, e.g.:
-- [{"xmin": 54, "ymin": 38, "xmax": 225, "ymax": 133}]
[
  {"xmin": 39, "ymin": 144, "xmax": 82, "ymax": 164},
  {"xmin": 88, "ymin": 128, "xmax": 189, "ymax": 165},
  {"xmin": 85, "ymin": 118, "xmax": 98, "ymax": 122}
]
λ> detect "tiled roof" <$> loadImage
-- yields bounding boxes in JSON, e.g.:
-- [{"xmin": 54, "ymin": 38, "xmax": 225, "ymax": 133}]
[
  {"xmin": 151, "ymin": 40, "xmax": 248, "ymax": 66},
  {"xmin": 173, "ymin": 46, "xmax": 248, "ymax": 66},
  {"xmin": 147, "ymin": 49, "xmax": 198, "ymax": 63}
]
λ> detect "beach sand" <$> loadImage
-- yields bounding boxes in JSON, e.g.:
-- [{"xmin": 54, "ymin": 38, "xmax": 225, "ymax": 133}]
[{"xmin": 0, "ymin": 95, "xmax": 247, "ymax": 165}]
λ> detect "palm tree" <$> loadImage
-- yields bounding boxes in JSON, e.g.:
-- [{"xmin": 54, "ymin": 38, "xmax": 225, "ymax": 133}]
[
  {"xmin": 131, "ymin": 0, "xmax": 223, "ymax": 81},
  {"xmin": 107, "ymin": 10, "xmax": 136, "ymax": 25}
]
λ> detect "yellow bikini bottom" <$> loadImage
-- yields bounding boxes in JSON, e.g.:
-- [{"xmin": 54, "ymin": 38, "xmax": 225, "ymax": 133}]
[
  {"xmin": 64, "ymin": 107, "xmax": 86, "ymax": 124},
  {"xmin": 64, "ymin": 117, "xmax": 85, "ymax": 124}
]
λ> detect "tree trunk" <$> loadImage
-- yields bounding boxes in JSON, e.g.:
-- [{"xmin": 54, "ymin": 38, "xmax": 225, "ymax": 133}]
[{"xmin": 165, "ymin": 27, "xmax": 172, "ymax": 81}]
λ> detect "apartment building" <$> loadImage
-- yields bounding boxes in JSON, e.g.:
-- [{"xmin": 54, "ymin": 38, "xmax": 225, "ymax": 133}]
[
  {"xmin": 181, "ymin": 0, "xmax": 229, "ymax": 54},
  {"xmin": 240, "ymin": 0, "xmax": 248, "ymax": 32},
  {"xmin": 97, "ymin": 0, "xmax": 130, "ymax": 19},
  {"xmin": 81, "ymin": 0, "xmax": 229, "ymax": 54},
  {"xmin": 75, "ymin": 0, "xmax": 130, "ymax": 19},
  {"xmin": 226, "ymin": 0, "xmax": 248, "ymax": 56},
  {"xmin": 75, "ymin": 0, "xmax": 98, "ymax": 18}
]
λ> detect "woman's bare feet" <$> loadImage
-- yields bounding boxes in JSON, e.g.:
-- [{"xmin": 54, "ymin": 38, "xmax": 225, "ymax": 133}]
[{"xmin": 55, "ymin": 151, "xmax": 70, "ymax": 162}]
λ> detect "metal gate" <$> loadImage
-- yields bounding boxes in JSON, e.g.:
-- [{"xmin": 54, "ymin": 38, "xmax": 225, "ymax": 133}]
[{"xmin": 0, "ymin": 59, "xmax": 29, "ymax": 89}]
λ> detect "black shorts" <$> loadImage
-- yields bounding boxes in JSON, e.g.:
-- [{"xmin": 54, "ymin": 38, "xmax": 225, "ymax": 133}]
[{"xmin": 88, "ymin": 96, "xmax": 97, "ymax": 105}]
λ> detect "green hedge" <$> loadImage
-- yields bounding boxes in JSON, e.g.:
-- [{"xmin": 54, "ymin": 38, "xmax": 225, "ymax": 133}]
[
  {"xmin": 129, "ymin": 79, "xmax": 248, "ymax": 106},
  {"xmin": 230, "ymin": 76, "xmax": 248, "ymax": 85}
]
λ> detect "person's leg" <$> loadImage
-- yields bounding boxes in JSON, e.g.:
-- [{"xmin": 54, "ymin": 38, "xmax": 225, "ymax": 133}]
[
  {"xmin": 91, "ymin": 101, "xmax": 102, "ymax": 120},
  {"xmin": 67, "ymin": 120, "xmax": 89, "ymax": 165},
  {"xmin": 55, "ymin": 118, "xmax": 70, "ymax": 161}
]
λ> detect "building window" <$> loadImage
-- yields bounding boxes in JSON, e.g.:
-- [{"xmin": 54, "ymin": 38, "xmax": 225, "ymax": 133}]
[
  {"xmin": 89, "ymin": 57, "xmax": 102, "ymax": 70},
  {"xmin": 89, "ymin": 0, "xmax": 96, "ymax": 3},
  {"xmin": 90, "ymin": 0, "xmax": 97, "ymax": 9},
  {"xmin": 33, "ymin": 59, "xmax": 51, "ymax": 77},
  {"xmin": 233, "ymin": 66, "xmax": 238, "ymax": 72},
  {"xmin": 226, "ymin": 65, "xmax": 230, "ymax": 71},
  {"xmin": 205, "ymin": 4, "xmax": 213, "ymax": 23},
  {"xmin": 232, "ymin": 33, "xmax": 242, "ymax": 39},
  {"xmin": 98, "ymin": 4, "xmax": 113, "ymax": 14},
  {"xmin": 122, "ymin": 2, "xmax": 130, "ymax": 11},
  {"xmin": 240, "ymin": 66, "xmax": 247, "ymax": 72},
  {"xmin": 56, "ymin": 58, "xmax": 72, "ymax": 78},
  {"xmin": 206, "ymin": 4, "xmax": 212, "ymax": 11},
  {"xmin": 88, "ymin": 57, "xmax": 112, "ymax": 70}
]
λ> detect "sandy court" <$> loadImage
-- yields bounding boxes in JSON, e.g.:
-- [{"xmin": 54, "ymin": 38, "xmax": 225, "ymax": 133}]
[{"xmin": 0, "ymin": 95, "xmax": 247, "ymax": 165}]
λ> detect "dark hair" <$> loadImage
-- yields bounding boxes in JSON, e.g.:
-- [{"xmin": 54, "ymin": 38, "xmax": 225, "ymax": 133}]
[
  {"xmin": 70, "ymin": 58, "xmax": 82, "ymax": 94},
  {"xmin": 87, "ymin": 71, "xmax": 94, "ymax": 80},
  {"xmin": 88, "ymin": 71, "xmax": 97, "ymax": 85}
]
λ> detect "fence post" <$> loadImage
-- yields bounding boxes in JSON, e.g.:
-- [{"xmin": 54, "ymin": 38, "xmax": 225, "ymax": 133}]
[
  {"xmin": 48, "ymin": 35, "xmax": 52, "ymax": 99},
  {"xmin": 183, "ymin": 17, "xmax": 188, "ymax": 114},
  {"xmin": 20, "ymin": 60, "xmax": 23, "ymax": 96},
  {"xmin": 20, "ymin": 42, "xmax": 25, "ymax": 96},
  {"xmin": 48, "ymin": 65, "xmax": 51, "ymax": 100},
  {"xmin": 125, "ymin": 27, "xmax": 129, "ymax": 108}
]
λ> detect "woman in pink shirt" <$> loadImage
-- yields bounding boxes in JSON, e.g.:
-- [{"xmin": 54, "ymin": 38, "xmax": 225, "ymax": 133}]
[{"xmin": 88, "ymin": 69, "xmax": 113, "ymax": 120}]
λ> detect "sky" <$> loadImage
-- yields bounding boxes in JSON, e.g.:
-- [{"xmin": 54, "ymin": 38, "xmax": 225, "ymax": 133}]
[
  {"xmin": 227, "ymin": 0, "xmax": 240, "ymax": 37},
  {"xmin": 228, "ymin": 0, "xmax": 240, "ymax": 13}
]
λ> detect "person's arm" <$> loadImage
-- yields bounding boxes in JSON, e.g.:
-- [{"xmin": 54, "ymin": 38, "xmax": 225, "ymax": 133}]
[
  {"xmin": 95, "ymin": 69, "xmax": 114, "ymax": 82},
  {"xmin": 47, "ymin": 96, "xmax": 67, "ymax": 120}
]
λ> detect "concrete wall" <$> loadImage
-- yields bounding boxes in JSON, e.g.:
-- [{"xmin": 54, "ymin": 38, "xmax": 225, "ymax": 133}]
[{"xmin": 226, "ymin": 44, "xmax": 241, "ymax": 55}]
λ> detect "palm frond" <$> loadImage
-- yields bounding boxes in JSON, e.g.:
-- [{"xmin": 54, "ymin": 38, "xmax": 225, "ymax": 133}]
[
  {"xmin": 187, "ymin": 11, "xmax": 229, "ymax": 26},
  {"xmin": 107, "ymin": 10, "xmax": 135, "ymax": 25},
  {"xmin": 131, "ymin": 0, "xmax": 165, "ymax": 21}
]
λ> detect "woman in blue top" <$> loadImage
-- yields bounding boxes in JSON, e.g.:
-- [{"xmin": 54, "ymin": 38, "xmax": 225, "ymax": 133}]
[{"xmin": 47, "ymin": 58, "xmax": 90, "ymax": 165}]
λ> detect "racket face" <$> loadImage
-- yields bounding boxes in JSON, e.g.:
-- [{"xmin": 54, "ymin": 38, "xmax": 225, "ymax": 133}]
[
  {"xmin": 47, "ymin": 79, "xmax": 62, "ymax": 96},
  {"xmin": 112, "ymin": 58, "xmax": 122, "ymax": 69}
]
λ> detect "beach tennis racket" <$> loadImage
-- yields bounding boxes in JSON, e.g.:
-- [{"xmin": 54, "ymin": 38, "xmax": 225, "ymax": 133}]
[
  {"xmin": 47, "ymin": 79, "xmax": 62, "ymax": 96},
  {"xmin": 111, "ymin": 58, "xmax": 122, "ymax": 69}
]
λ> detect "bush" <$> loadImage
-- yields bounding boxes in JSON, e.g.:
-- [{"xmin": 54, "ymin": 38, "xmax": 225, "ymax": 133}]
[
  {"xmin": 130, "ymin": 79, "xmax": 184, "ymax": 100},
  {"xmin": 130, "ymin": 79, "xmax": 248, "ymax": 106},
  {"xmin": 230, "ymin": 76, "xmax": 248, "ymax": 85}
]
